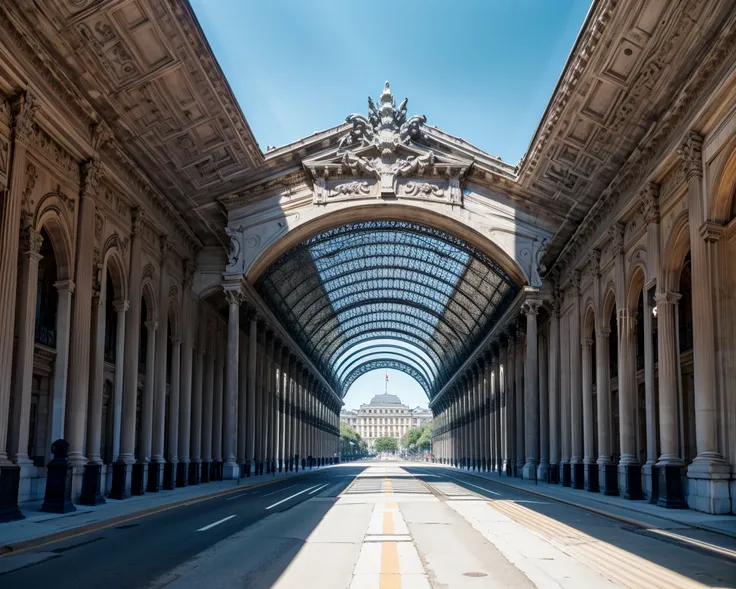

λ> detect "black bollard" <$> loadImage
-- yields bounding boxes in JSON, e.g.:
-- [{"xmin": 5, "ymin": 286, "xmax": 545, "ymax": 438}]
[
  {"xmin": 79, "ymin": 462, "xmax": 106, "ymax": 506},
  {"xmin": 41, "ymin": 439, "xmax": 76, "ymax": 514},
  {"xmin": 0, "ymin": 464, "xmax": 24, "ymax": 522}
]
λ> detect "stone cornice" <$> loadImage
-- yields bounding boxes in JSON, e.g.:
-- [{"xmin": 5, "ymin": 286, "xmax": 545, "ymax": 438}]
[{"xmin": 545, "ymin": 9, "xmax": 736, "ymax": 281}]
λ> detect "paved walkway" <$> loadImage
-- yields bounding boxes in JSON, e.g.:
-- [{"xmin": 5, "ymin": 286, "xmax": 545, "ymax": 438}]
[
  {"xmin": 424, "ymin": 464, "xmax": 736, "ymax": 539},
  {"xmin": 0, "ymin": 465, "xmax": 334, "ymax": 551}
]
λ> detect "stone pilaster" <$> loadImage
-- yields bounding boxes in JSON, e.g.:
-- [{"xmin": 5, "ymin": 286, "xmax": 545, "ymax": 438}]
[
  {"xmin": 548, "ymin": 297, "xmax": 560, "ymax": 483},
  {"xmin": 515, "ymin": 325, "xmax": 525, "ymax": 476},
  {"xmin": 177, "ymin": 264, "xmax": 195, "ymax": 477},
  {"xmin": 168, "ymin": 335, "xmax": 181, "ymax": 464},
  {"xmin": 152, "ymin": 238, "xmax": 171, "ymax": 468},
  {"xmin": 582, "ymin": 338, "xmax": 598, "ymax": 492},
  {"xmin": 141, "ymin": 320, "xmax": 158, "ymax": 463},
  {"xmin": 246, "ymin": 314, "xmax": 258, "ymax": 473}
]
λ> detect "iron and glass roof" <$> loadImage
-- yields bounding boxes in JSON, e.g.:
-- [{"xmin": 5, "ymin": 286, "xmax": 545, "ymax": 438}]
[{"xmin": 255, "ymin": 220, "xmax": 519, "ymax": 397}]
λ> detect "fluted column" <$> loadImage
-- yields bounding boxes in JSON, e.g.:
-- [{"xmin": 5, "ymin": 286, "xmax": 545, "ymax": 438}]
[
  {"xmin": 212, "ymin": 329, "xmax": 224, "ymax": 466},
  {"xmin": 112, "ymin": 301, "xmax": 128, "ymax": 462},
  {"xmin": 0, "ymin": 92, "xmax": 37, "ymax": 471},
  {"xmin": 67, "ymin": 160, "xmax": 102, "ymax": 475},
  {"xmin": 152, "ymin": 240, "xmax": 171, "ymax": 470},
  {"xmin": 223, "ymin": 287, "xmax": 242, "ymax": 479},
  {"xmin": 549, "ymin": 298, "xmax": 560, "ymax": 482},
  {"xmin": 237, "ymin": 326, "xmax": 248, "ymax": 468},
  {"xmin": 582, "ymin": 338, "xmax": 597, "ymax": 491},
  {"xmin": 190, "ymin": 309, "xmax": 205, "ymax": 474},
  {"xmin": 522, "ymin": 298, "xmax": 541, "ymax": 479},
  {"xmin": 254, "ymin": 326, "xmax": 266, "ymax": 472},
  {"xmin": 246, "ymin": 314, "xmax": 258, "ymax": 474},
  {"xmin": 263, "ymin": 331, "xmax": 274, "ymax": 471},
  {"xmin": 273, "ymin": 341, "xmax": 283, "ymax": 470},
  {"xmin": 504, "ymin": 332, "xmax": 515, "ymax": 475},
  {"xmin": 656, "ymin": 292, "xmax": 682, "ymax": 465},
  {"xmin": 569, "ymin": 273, "xmax": 584, "ymax": 489},
  {"xmin": 85, "ymin": 258, "xmax": 105, "ymax": 465},
  {"xmin": 120, "ymin": 209, "xmax": 145, "ymax": 466},
  {"xmin": 483, "ymin": 353, "xmax": 491, "ymax": 470},
  {"xmin": 560, "ymin": 309, "xmax": 571, "ymax": 486},
  {"xmin": 177, "ymin": 264, "xmax": 194, "ymax": 484},
  {"xmin": 678, "ymin": 133, "xmax": 729, "ymax": 494},
  {"xmin": 201, "ymin": 332, "xmax": 215, "ymax": 471},
  {"xmin": 515, "ymin": 327, "xmax": 525, "ymax": 475},
  {"xmin": 538, "ymin": 331, "xmax": 549, "ymax": 480},
  {"xmin": 141, "ymin": 320, "xmax": 158, "ymax": 464},
  {"xmin": 492, "ymin": 346, "xmax": 502, "ymax": 472},
  {"xmin": 9, "ymin": 226, "xmax": 43, "ymax": 469},
  {"xmin": 168, "ymin": 336, "xmax": 181, "ymax": 464}
]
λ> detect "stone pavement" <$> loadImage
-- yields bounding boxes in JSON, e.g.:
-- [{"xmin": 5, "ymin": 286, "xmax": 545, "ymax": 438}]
[
  {"xmin": 422, "ymin": 463, "xmax": 736, "ymax": 539},
  {"xmin": 0, "ymin": 465, "xmax": 334, "ymax": 552}
]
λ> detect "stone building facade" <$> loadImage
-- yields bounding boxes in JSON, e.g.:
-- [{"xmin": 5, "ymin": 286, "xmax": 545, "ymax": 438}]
[
  {"xmin": 0, "ymin": 0, "xmax": 734, "ymax": 522},
  {"xmin": 340, "ymin": 394, "xmax": 432, "ymax": 448}
]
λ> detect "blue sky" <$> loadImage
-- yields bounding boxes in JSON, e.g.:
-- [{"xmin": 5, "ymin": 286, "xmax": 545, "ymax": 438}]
[
  {"xmin": 190, "ymin": 0, "xmax": 591, "ymax": 163},
  {"xmin": 190, "ymin": 0, "xmax": 591, "ymax": 407}
]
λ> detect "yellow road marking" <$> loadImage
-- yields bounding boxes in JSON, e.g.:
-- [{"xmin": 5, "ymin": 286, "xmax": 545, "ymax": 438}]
[
  {"xmin": 380, "ymin": 541, "xmax": 401, "ymax": 589},
  {"xmin": 383, "ymin": 511, "xmax": 394, "ymax": 535}
]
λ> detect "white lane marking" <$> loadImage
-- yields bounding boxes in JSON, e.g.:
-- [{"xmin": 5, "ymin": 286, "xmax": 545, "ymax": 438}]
[
  {"xmin": 416, "ymin": 467, "xmax": 501, "ymax": 496},
  {"xmin": 308, "ymin": 483, "xmax": 329, "ymax": 495},
  {"xmin": 225, "ymin": 490, "xmax": 254, "ymax": 501},
  {"xmin": 265, "ymin": 485, "xmax": 319, "ymax": 510},
  {"xmin": 262, "ymin": 484, "xmax": 296, "ymax": 497},
  {"xmin": 197, "ymin": 515, "xmax": 236, "ymax": 531}
]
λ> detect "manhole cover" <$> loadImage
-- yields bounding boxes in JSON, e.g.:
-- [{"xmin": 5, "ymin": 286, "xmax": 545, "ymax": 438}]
[{"xmin": 463, "ymin": 572, "xmax": 488, "ymax": 577}]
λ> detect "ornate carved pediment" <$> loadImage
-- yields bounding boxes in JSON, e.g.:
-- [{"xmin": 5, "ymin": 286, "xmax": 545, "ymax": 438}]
[{"xmin": 305, "ymin": 82, "xmax": 471, "ymax": 205}]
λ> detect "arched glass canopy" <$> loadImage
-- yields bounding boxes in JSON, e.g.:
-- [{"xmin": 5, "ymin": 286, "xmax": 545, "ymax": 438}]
[{"xmin": 256, "ymin": 220, "xmax": 519, "ymax": 397}]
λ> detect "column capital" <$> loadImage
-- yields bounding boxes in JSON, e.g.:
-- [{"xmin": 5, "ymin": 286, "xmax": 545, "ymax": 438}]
[
  {"xmin": 113, "ymin": 299, "xmax": 129, "ymax": 312},
  {"xmin": 582, "ymin": 338, "xmax": 594, "ymax": 350},
  {"xmin": 170, "ymin": 335, "xmax": 182, "ymax": 346},
  {"xmin": 81, "ymin": 158, "xmax": 104, "ymax": 199},
  {"xmin": 588, "ymin": 248, "xmax": 601, "ymax": 277},
  {"xmin": 677, "ymin": 130, "xmax": 704, "ymax": 181},
  {"xmin": 608, "ymin": 222, "xmax": 625, "ymax": 256},
  {"xmin": 183, "ymin": 259, "xmax": 196, "ymax": 288},
  {"xmin": 54, "ymin": 279, "xmax": 75, "ymax": 294},
  {"xmin": 20, "ymin": 224, "xmax": 43, "ymax": 256},
  {"xmin": 131, "ymin": 207, "xmax": 145, "ymax": 236},
  {"xmin": 597, "ymin": 326, "xmax": 611, "ymax": 339},
  {"xmin": 223, "ymin": 285, "xmax": 245, "ymax": 306},
  {"xmin": 654, "ymin": 291, "xmax": 682, "ymax": 306},
  {"xmin": 699, "ymin": 220, "xmax": 725, "ymax": 243},
  {"xmin": 145, "ymin": 320, "xmax": 159, "ymax": 332},
  {"xmin": 160, "ymin": 235, "xmax": 174, "ymax": 265},
  {"xmin": 640, "ymin": 182, "xmax": 660, "ymax": 225},
  {"xmin": 11, "ymin": 90, "xmax": 39, "ymax": 144},
  {"xmin": 521, "ymin": 299, "xmax": 542, "ymax": 316}
]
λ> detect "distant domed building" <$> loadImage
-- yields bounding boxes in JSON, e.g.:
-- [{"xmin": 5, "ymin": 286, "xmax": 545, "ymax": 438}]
[{"xmin": 340, "ymin": 393, "xmax": 432, "ymax": 448}]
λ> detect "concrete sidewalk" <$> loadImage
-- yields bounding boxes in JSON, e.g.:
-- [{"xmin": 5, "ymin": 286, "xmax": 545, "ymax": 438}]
[
  {"xmin": 423, "ymin": 463, "xmax": 736, "ymax": 539},
  {"xmin": 0, "ymin": 465, "xmax": 334, "ymax": 554}
]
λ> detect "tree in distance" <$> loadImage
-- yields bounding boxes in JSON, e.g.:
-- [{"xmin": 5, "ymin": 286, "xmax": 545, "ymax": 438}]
[{"xmin": 374, "ymin": 437, "xmax": 399, "ymax": 453}]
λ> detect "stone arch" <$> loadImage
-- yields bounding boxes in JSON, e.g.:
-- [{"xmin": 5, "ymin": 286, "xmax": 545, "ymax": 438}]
[
  {"xmin": 626, "ymin": 262, "xmax": 648, "ymax": 313},
  {"xmin": 602, "ymin": 283, "xmax": 617, "ymax": 322},
  {"xmin": 102, "ymin": 240, "xmax": 128, "ymax": 302},
  {"xmin": 583, "ymin": 301, "xmax": 597, "ymax": 340},
  {"xmin": 660, "ymin": 210, "xmax": 690, "ymax": 294},
  {"xmin": 709, "ymin": 137, "xmax": 736, "ymax": 223},
  {"xmin": 140, "ymin": 278, "xmax": 158, "ymax": 323},
  {"xmin": 244, "ymin": 203, "xmax": 531, "ymax": 288},
  {"xmin": 34, "ymin": 200, "xmax": 74, "ymax": 281}
]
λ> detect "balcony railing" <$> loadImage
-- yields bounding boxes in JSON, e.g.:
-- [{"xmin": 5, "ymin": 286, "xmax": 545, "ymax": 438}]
[{"xmin": 34, "ymin": 324, "xmax": 56, "ymax": 348}]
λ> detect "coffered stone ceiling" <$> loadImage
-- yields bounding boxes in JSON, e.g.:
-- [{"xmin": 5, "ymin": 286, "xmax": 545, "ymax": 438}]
[{"xmin": 3, "ymin": 0, "xmax": 734, "ymax": 267}]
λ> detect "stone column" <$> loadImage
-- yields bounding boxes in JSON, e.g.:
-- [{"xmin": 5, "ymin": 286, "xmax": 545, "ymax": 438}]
[
  {"xmin": 223, "ymin": 287, "xmax": 242, "ymax": 479},
  {"xmin": 189, "ymin": 310, "xmax": 204, "ymax": 483},
  {"xmin": 67, "ymin": 160, "xmax": 103, "ymax": 481},
  {"xmin": 84, "ymin": 258, "xmax": 105, "ymax": 466},
  {"xmin": 167, "ymin": 336, "xmax": 181, "ymax": 464},
  {"xmin": 642, "ymin": 286, "xmax": 658, "ymax": 499},
  {"xmin": 212, "ymin": 329, "xmax": 224, "ymax": 471},
  {"xmin": 471, "ymin": 368, "xmax": 479, "ymax": 470},
  {"xmin": 548, "ymin": 298, "xmax": 560, "ymax": 483},
  {"xmin": 201, "ymin": 334, "xmax": 215, "ymax": 478},
  {"xmin": 254, "ymin": 327, "xmax": 266, "ymax": 473},
  {"xmin": 654, "ymin": 291, "xmax": 687, "ymax": 507},
  {"xmin": 9, "ymin": 226, "xmax": 43, "ymax": 471},
  {"xmin": 560, "ymin": 310, "xmax": 571, "ymax": 486},
  {"xmin": 112, "ymin": 301, "xmax": 128, "ymax": 462},
  {"xmin": 263, "ymin": 331, "xmax": 274, "ymax": 471},
  {"xmin": 286, "ymin": 354, "xmax": 295, "ymax": 470},
  {"xmin": 678, "ymin": 133, "xmax": 729, "ymax": 511},
  {"xmin": 504, "ymin": 331, "xmax": 515, "ymax": 475},
  {"xmin": 538, "ymin": 331, "xmax": 549, "ymax": 480},
  {"xmin": 151, "ymin": 239, "xmax": 171, "ymax": 479},
  {"xmin": 141, "ymin": 320, "xmax": 157, "ymax": 464},
  {"xmin": 582, "ymin": 338, "xmax": 598, "ymax": 491},
  {"xmin": 120, "ymin": 209, "xmax": 145, "ymax": 470},
  {"xmin": 618, "ymin": 307, "xmax": 639, "ymax": 497},
  {"xmin": 177, "ymin": 264, "xmax": 194, "ymax": 486},
  {"xmin": 492, "ymin": 346, "xmax": 502, "ymax": 473},
  {"xmin": 237, "ymin": 327, "xmax": 248, "ymax": 468},
  {"xmin": 483, "ymin": 353, "xmax": 492, "ymax": 470},
  {"xmin": 596, "ymin": 325, "xmax": 614, "ymax": 491},
  {"xmin": 273, "ymin": 340, "xmax": 282, "ymax": 470},
  {"xmin": 0, "ymin": 93, "xmax": 37, "ymax": 480},
  {"xmin": 515, "ymin": 326, "xmax": 525, "ymax": 476},
  {"xmin": 569, "ymin": 273, "xmax": 584, "ymax": 489},
  {"xmin": 246, "ymin": 314, "xmax": 258, "ymax": 474},
  {"xmin": 522, "ymin": 298, "xmax": 541, "ymax": 479}
]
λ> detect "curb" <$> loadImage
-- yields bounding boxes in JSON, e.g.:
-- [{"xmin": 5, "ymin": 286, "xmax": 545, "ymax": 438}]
[
  {"xmin": 0, "ymin": 466, "xmax": 333, "ymax": 558},
  {"xmin": 443, "ymin": 466, "xmax": 736, "ymax": 540}
]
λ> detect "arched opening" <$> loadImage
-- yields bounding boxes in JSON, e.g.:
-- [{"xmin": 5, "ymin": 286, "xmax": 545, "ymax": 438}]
[{"xmin": 35, "ymin": 229, "xmax": 58, "ymax": 349}]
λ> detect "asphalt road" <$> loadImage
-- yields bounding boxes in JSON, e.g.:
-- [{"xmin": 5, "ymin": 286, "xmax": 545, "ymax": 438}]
[
  {"xmin": 0, "ymin": 465, "xmax": 367, "ymax": 589},
  {"xmin": 2, "ymin": 461, "xmax": 736, "ymax": 589}
]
